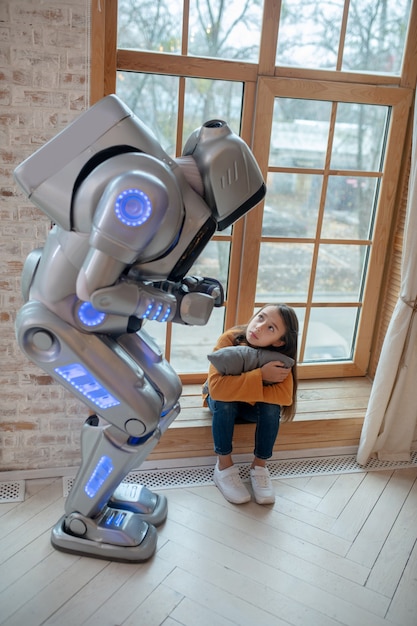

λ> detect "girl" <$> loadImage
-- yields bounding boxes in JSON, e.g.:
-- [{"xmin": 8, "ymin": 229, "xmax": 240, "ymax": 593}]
[{"xmin": 204, "ymin": 304, "xmax": 298, "ymax": 505}]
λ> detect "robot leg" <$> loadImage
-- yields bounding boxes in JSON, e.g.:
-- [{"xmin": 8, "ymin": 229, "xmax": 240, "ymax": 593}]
[
  {"xmin": 52, "ymin": 421, "xmax": 160, "ymax": 561},
  {"xmin": 16, "ymin": 302, "xmax": 182, "ymax": 561},
  {"xmin": 83, "ymin": 414, "xmax": 168, "ymax": 526},
  {"xmin": 105, "ymin": 327, "xmax": 183, "ymax": 527},
  {"xmin": 99, "ymin": 326, "xmax": 184, "ymax": 526}
]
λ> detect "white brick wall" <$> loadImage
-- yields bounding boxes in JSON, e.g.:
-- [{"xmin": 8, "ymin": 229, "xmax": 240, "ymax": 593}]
[{"xmin": 0, "ymin": 0, "xmax": 91, "ymax": 471}]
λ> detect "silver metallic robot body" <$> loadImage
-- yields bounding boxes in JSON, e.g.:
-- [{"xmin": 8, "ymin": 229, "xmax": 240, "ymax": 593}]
[{"xmin": 14, "ymin": 95, "xmax": 265, "ymax": 561}]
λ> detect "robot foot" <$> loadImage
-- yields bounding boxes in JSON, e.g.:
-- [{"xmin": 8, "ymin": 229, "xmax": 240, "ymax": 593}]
[
  {"xmin": 51, "ymin": 509, "xmax": 158, "ymax": 562},
  {"xmin": 109, "ymin": 482, "xmax": 168, "ymax": 526}
]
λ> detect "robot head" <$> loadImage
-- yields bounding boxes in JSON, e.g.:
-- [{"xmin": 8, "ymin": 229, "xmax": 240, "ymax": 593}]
[{"xmin": 182, "ymin": 120, "xmax": 266, "ymax": 231}]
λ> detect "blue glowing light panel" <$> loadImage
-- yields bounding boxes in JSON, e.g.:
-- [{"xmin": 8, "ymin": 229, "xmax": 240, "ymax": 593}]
[
  {"xmin": 55, "ymin": 363, "xmax": 120, "ymax": 409},
  {"xmin": 103, "ymin": 509, "xmax": 126, "ymax": 528},
  {"xmin": 84, "ymin": 455, "xmax": 114, "ymax": 498}
]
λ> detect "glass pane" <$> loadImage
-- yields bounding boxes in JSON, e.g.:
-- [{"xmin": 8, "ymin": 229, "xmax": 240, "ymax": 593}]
[
  {"xmin": 276, "ymin": 0, "xmax": 344, "ymax": 69},
  {"xmin": 330, "ymin": 103, "xmax": 389, "ymax": 171},
  {"xmin": 118, "ymin": 0, "xmax": 183, "ymax": 52},
  {"xmin": 188, "ymin": 240, "xmax": 230, "ymax": 294},
  {"xmin": 342, "ymin": 0, "xmax": 412, "ymax": 74},
  {"xmin": 303, "ymin": 307, "xmax": 357, "ymax": 361},
  {"xmin": 131, "ymin": 247, "xmax": 230, "ymax": 373},
  {"xmin": 270, "ymin": 99, "xmax": 332, "ymax": 168},
  {"xmin": 142, "ymin": 319, "xmax": 167, "ymax": 354},
  {"xmin": 256, "ymin": 243, "xmax": 314, "ymax": 301},
  {"xmin": 170, "ymin": 306, "xmax": 226, "ymax": 373},
  {"xmin": 183, "ymin": 78, "xmax": 243, "ymax": 138},
  {"xmin": 188, "ymin": 0, "xmax": 262, "ymax": 62},
  {"xmin": 263, "ymin": 173, "xmax": 321, "ymax": 238},
  {"xmin": 322, "ymin": 176, "xmax": 378, "ymax": 239},
  {"xmin": 313, "ymin": 244, "xmax": 368, "ymax": 302},
  {"xmin": 116, "ymin": 72, "xmax": 179, "ymax": 155}
]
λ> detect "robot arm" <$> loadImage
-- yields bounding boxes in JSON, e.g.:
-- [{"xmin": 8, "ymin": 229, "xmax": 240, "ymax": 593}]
[
  {"xmin": 72, "ymin": 151, "xmax": 225, "ymax": 326},
  {"xmin": 73, "ymin": 156, "xmax": 183, "ymax": 322},
  {"xmin": 89, "ymin": 274, "xmax": 223, "ymax": 326}
]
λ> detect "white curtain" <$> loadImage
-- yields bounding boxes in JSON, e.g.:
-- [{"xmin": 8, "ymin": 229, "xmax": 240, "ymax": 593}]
[{"xmin": 357, "ymin": 98, "xmax": 417, "ymax": 466}]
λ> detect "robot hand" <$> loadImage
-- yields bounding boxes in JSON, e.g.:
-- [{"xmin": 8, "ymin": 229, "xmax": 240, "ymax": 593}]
[
  {"xmin": 89, "ymin": 274, "xmax": 223, "ymax": 326},
  {"xmin": 169, "ymin": 275, "xmax": 224, "ymax": 325}
]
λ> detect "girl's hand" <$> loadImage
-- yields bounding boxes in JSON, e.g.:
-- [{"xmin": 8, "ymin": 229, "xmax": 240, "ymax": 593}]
[{"xmin": 261, "ymin": 361, "xmax": 290, "ymax": 384}]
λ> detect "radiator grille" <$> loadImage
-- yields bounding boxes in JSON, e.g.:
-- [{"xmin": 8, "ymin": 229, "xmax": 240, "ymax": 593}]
[
  {"xmin": 0, "ymin": 480, "xmax": 25, "ymax": 503},
  {"xmin": 62, "ymin": 451, "xmax": 417, "ymax": 496}
]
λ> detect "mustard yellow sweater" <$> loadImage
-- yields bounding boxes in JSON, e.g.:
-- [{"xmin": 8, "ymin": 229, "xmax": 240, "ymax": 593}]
[{"xmin": 203, "ymin": 327, "xmax": 294, "ymax": 407}]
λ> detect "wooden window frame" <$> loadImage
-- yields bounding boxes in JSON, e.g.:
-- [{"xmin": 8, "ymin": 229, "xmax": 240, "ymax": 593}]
[{"xmin": 89, "ymin": 0, "xmax": 417, "ymax": 384}]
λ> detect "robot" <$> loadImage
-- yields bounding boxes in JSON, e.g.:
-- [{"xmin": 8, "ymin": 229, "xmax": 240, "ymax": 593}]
[{"xmin": 14, "ymin": 94, "xmax": 266, "ymax": 562}]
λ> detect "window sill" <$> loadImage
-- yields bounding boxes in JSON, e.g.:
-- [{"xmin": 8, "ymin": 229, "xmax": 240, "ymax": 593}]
[{"xmin": 147, "ymin": 377, "xmax": 372, "ymax": 461}]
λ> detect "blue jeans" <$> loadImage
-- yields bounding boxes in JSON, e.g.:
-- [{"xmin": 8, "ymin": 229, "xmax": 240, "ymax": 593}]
[{"xmin": 207, "ymin": 396, "xmax": 281, "ymax": 460}]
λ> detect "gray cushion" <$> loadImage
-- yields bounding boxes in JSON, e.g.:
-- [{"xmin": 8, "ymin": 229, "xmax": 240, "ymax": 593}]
[{"xmin": 207, "ymin": 345, "xmax": 294, "ymax": 375}]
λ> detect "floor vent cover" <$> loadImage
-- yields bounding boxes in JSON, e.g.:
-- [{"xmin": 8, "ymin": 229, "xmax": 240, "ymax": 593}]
[
  {"xmin": 62, "ymin": 451, "xmax": 417, "ymax": 495},
  {"xmin": 0, "ymin": 480, "xmax": 25, "ymax": 503}
]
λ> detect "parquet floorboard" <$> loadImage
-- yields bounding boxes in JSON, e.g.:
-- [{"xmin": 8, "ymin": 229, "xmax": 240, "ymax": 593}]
[{"xmin": 0, "ymin": 465, "xmax": 416, "ymax": 625}]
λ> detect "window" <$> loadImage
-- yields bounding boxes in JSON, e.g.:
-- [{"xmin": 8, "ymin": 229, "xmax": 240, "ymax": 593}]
[{"xmin": 91, "ymin": 0, "xmax": 415, "ymax": 382}]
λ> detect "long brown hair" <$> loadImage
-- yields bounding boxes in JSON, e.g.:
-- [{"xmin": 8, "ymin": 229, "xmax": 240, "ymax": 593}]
[{"xmin": 232, "ymin": 304, "xmax": 299, "ymax": 422}]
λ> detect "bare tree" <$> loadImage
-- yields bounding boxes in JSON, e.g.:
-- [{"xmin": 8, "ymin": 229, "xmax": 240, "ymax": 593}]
[{"xmin": 117, "ymin": 0, "xmax": 262, "ymax": 150}]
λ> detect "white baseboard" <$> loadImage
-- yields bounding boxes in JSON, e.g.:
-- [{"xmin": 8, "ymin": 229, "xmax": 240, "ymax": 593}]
[{"xmin": 0, "ymin": 446, "xmax": 359, "ymax": 481}]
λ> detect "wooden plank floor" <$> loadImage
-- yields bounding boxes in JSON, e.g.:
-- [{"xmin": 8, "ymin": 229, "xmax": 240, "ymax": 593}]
[{"xmin": 1, "ymin": 463, "xmax": 416, "ymax": 625}]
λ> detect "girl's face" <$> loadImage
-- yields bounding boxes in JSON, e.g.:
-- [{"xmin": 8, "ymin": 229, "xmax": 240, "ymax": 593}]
[{"xmin": 246, "ymin": 306, "xmax": 286, "ymax": 348}]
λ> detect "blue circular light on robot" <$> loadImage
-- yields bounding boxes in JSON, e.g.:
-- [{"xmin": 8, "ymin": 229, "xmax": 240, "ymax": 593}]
[
  {"xmin": 114, "ymin": 188, "xmax": 152, "ymax": 227},
  {"xmin": 78, "ymin": 302, "xmax": 106, "ymax": 327}
]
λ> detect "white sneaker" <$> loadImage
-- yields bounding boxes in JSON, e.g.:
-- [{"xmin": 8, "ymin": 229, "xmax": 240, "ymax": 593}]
[
  {"xmin": 250, "ymin": 466, "xmax": 275, "ymax": 504},
  {"xmin": 213, "ymin": 462, "xmax": 251, "ymax": 504}
]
